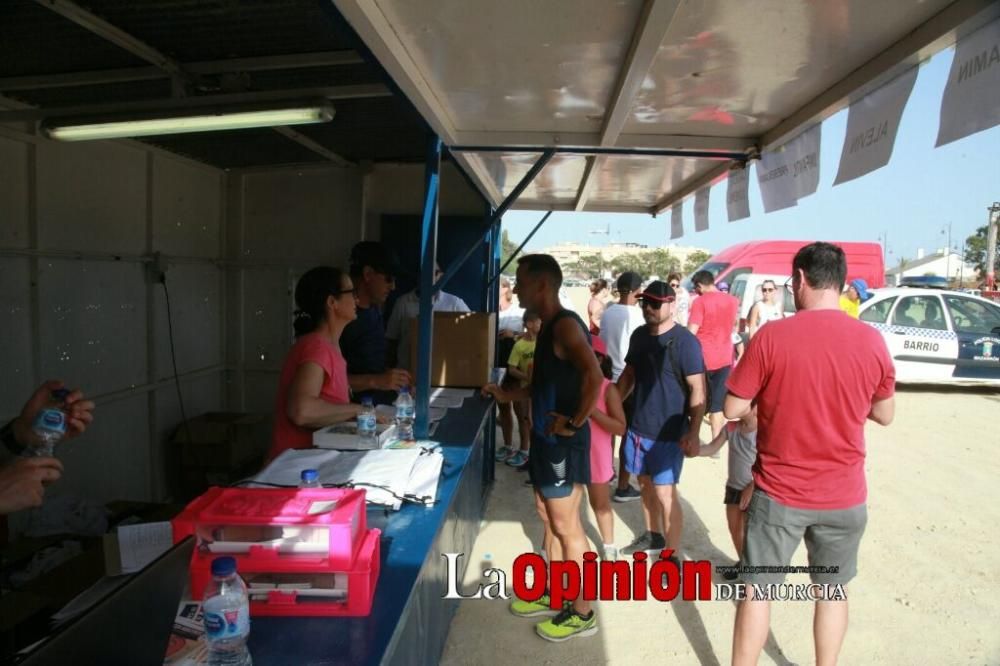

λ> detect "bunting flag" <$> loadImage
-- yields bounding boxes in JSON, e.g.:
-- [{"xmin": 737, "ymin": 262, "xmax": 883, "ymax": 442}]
[
  {"xmin": 937, "ymin": 17, "xmax": 1000, "ymax": 146},
  {"xmin": 694, "ymin": 188, "xmax": 710, "ymax": 232},
  {"xmin": 726, "ymin": 166, "xmax": 750, "ymax": 221},
  {"xmin": 670, "ymin": 203, "xmax": 683, "ymax": 239},
  {"xmin": 835, "ymin": 66, "xmax": 918, "ymax": 185},
  {"xmin": 756, "ymin": 123, "xmax": 821, "ymax": 213}
]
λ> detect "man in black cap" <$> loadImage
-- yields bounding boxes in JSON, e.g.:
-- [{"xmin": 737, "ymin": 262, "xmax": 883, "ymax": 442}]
[
  {"xmin": 599, "ymin": 271, "xmax": 646, "ymax": 502},
  {"xmin": 341, "ymin": 241, "xmax": 411, "ymax": 405},
  {"xmin": 616, "ymin": 280, "xmax": 706, "ymax": 558}
]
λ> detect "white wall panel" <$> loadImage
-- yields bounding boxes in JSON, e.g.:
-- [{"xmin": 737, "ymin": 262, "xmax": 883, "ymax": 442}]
[
  {"xmin": 153, "ymin": 264, "xmax": 223, "ymax": 378},
  {"xmin": 242, "ymin": 167, "xmax": 362, "ymax": 265},
  {"xmin": 241, "ymin": 268, "xmax": 293, "ymax": 370},
  {"xmin": 37, "ymin": 259, "xmax": 147, "ymax": 397},
  {"xmin": 242, "ymin": 372, "xmax": 281, "ymax": 416},
  {"xmin": 0, "ymin": 258, "xmax": 35, "ymax": 411},
  {"xmin": 153, "ymin": 156, "xmax": 222, "ymax": 258},
  {"xmin": 153, "ymin": 373, "xmax": 222, "ymax": 499},
  {"xmin": 54, "ymin": 394, "xmax": 151, "ymax": 504},
  {"xmin": 0, "ymin": 136, "xmax": 30, "ymax": 248},
  {"xmin": 35, "ymin": 141, "xmax": 146, "ymax": 254},
  {"xmin": 366, "ymin": 162, "xmax": 485, "ymax": 238}
]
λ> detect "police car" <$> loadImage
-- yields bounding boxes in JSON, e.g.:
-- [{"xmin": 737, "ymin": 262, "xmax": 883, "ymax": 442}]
[{"xmin": 858, "ymin": 286, "xmax": 1000, "ymax": 385}]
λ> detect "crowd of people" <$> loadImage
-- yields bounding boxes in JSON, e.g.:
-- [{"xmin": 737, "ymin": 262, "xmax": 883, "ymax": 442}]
[
  {"xmin": 0, "ymin": 237, "xmax": 893, "ymax": 664},
  {"xmin": 483, "ymin": 243, "xmax": 896, "ymax": 665}
]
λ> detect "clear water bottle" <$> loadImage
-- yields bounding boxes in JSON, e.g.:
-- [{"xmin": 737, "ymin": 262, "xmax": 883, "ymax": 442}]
[
  {"xmin": 357, "ymin": 397, "xmax": 377, "ymax": 447},
  {"xmin": 27, "ymin": 388, "xmax": 71, "ymax": 457},
  {"xmin": 299, "ymin": 469, "xmax": 321, "ymax": 488},
  {"xmin": 394, "ymin": 386, "xmax": 415, "ymax": 441},
  {"xmin": 203, "ymin": 556, "xmax": 252, "ymax": 666}
]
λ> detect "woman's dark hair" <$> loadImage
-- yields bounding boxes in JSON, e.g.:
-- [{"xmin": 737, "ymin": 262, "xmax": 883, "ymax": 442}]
[
  {"xmin": 597, "ymin": 352, "xmax": 613, "ymax": 381},
  {"xmin": 293, "ymin": 266, "xmax": 349, "ymax": 337},
  {"xmin": 590, "ymin": 279, "xmax": 608, "ymax": 295}
]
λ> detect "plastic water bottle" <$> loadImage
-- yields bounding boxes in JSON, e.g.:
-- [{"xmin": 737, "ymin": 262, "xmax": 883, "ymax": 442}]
[
  {"xmin": 27, "ymin": 388, "xmax": 71, "ymax": 457},
  {"xmin": 299, "ymin": 469, "xmax": 321, "ymax": 488},
  {"xmin": 357, "ymin": 397, "xmax": 377, "ymax": 447},
  {"xmin": 394, "ymin": 386, "xmax": 415, "ymax": 441},
  {"xmin": 203, "ymin": 556, "xmax": 252, "ymax": 666}
]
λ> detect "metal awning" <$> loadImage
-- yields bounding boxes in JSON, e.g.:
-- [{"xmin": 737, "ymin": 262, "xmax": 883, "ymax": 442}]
[{"xmin": 333, "ymin": 0, "xmax": 1000, "ymax": 215}]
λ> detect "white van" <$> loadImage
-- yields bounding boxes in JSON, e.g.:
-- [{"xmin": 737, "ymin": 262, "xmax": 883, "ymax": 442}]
[{"xmin": 729, "ymin": 273, "xmax": 796, "ymax": 333}]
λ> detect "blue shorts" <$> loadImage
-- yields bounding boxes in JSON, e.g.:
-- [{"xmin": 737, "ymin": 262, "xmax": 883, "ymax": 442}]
[{"xmin": 623, "ymin": 430, "xmax": 684, "ymax": 485}]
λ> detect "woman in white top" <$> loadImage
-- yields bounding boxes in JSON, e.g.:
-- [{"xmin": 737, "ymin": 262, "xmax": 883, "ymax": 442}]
[
  {"xmin": 747, "ymin": 279, "xmax": 785, "ymax": 338},
  {"xmin": 495, "ymin": 278, "xmax": 524, "ymax": 460}
]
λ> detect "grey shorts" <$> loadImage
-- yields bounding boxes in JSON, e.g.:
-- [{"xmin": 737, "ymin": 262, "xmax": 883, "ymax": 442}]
[{"xmin": 742, "ymin": 489, "xmax": 867, "ymax": 585}]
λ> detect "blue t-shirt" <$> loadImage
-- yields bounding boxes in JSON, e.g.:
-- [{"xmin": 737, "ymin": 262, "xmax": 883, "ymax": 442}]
[
  {"xmin": 625, "ymin": 325, "xmax": 705, "ymax": 443},
  {"xmin": 340, "ymin": 306, "xmax": 393, "ymax": 405}
]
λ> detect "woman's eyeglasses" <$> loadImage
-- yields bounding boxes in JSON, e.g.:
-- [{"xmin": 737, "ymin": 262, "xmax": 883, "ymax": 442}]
[
  {"xmin": 669, "ymin": 282, "xmax": 680, "ymax": 288},
  {"xmin": 762, "ymin": 287, "xmax": 775, "ymax": 293}
]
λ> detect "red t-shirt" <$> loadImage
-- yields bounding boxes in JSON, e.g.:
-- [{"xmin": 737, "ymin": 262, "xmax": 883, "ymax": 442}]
[
  {"xmin": 689, "ymin": 290, "xmax": 739, "ymax": 371},
  {"xmin": 726, "ymin": 309, "xmax": 895, "ymax": 510},
  {"xmin": 270, "ymin": 333, "xmax": 351, "ymax": 460}
]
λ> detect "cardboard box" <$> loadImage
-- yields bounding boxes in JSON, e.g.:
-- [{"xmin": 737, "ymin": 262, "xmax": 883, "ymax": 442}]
[
  {"xmin": 173, "ymin": 412, "xmax": 270, "ymax": 469},
  {"xmin": 408, "ymin": 312, "xmax": 496, "ymax": 387}
]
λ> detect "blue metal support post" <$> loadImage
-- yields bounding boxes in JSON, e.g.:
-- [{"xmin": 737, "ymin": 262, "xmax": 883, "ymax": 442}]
[
  {"xmin": 432, "ymin": 149, "xmax": 554, "ymax": 296},
  {"xmin": 415, "ymin": 135, "xmax": 441, "ymax": 440},
  {"xmin": 485, "ymin": 206, "xmax": 500, "ymax": 485},
  {"xmin": 490, "ymin": 210, "xmax": 552, "ymax": 284}
]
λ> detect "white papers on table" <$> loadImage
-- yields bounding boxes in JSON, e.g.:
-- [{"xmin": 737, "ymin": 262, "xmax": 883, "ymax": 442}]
[
  {"xmin": 117, "ymin": 521, "xmax": 173, "ymax": 574},
  {"xmin": 406, "ymin": 450, "xmax": 444, "ymax": 505},
  {"xmin": 249, "ymin": 448, "xmax": 437, "ymax": 510}
]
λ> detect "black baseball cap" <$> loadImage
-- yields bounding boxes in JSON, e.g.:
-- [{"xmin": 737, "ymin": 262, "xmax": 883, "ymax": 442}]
[
  {"xmin": 617, "ymin": 271, "xmax": 643, "ymax": 293},
  {"xmin": 349, "ymin": 241, "xmax": 400, "ymax": 276},
  {"xmin": 639, "ymin": 280, "xmax": 676, "ymax": 304}
]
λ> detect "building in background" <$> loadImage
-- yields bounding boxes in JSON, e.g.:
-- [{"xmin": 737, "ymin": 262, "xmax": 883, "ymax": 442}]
[{"xmin": 884, "ymin": 248, "xmax": 978, "ymax": 287}]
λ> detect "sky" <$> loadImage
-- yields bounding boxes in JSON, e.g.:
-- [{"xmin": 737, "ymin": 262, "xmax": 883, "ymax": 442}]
[{"xmin": 500, "ymin": 47, "xmax": 999, "ymax": 268}]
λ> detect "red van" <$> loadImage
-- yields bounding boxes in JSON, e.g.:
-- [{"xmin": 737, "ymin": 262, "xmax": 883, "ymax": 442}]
[{"xmin": 687, "ymin": 240, "xmax": 885, "ymax": 289}]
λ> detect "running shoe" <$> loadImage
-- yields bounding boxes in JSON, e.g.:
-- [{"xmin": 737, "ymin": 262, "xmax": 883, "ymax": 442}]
[
  {"xmin": 722, "ymin": 560, "xmax": 740, "ymax": 582},
  {"xmin": 506, "ymin": 451, "xmax": 528, "ymax": 467},
  {"xmin": 602, "ymin": 545, "xmax": 619, "ymax": 561},
  {"xmin": 613, "ymin": 486, "xmax": 641, "ymax": 503},
  {"xmin": 494, "ymin": 446, "xmax": 513, "ymax": 462},
  {"xmin": 510, "ymin": 593, "xmax": 561, "ymax": 618},
  {"xmin": 621, "ymin": 531, "xmax": 666, "ymax": 555},
  {"xmin": 536, "ymin": 606, "xmax": 598, "ymax": 643}
]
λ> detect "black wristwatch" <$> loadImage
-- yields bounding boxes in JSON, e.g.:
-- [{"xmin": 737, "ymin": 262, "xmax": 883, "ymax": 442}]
[{"xmin": 1, "ymin": 419, "xmax": 25, "ymax": 456}]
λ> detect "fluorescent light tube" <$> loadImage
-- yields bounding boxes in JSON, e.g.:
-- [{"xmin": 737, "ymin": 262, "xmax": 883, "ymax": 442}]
[{"xmin": 45, "ymin": 106, "xmax": 333, "ymax": 141}]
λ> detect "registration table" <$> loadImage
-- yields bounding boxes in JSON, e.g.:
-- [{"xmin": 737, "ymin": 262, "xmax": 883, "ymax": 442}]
[{"xmin": 247, "ymin": 396, "xmax": 495, "ymax": 666}]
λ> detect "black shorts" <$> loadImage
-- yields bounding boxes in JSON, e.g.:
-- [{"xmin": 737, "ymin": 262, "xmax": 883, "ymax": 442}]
[
  {"xmin": 723, "ymin": 485, "xmax": 742, "ymax": 505},
  {"xmin": 528, "ymin": 429, "xmax": 590, "ymax": 496},
  {"xmin": 706, "ymin": 366, "xmax": 732, "ymax": 414}
]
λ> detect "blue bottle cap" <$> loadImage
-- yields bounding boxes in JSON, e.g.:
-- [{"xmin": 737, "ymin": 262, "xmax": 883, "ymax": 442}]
[
  {"xmin": 211, "ymin": 556, "xmax": 237, "ymax": 577},
  {"xmin": 362, "ymin": 396, "xmax": 374, "ymax": 406},
  {"xmin": 399, "ymin": 385, "xmax": 410, "ymax": 394},
  {"xmin": 52, "ymin": 388, "xmax": 71, "ymax": 400},
  {"xmin": 301, "ymin": 469, "xmax": 319, "ymax": 483}
]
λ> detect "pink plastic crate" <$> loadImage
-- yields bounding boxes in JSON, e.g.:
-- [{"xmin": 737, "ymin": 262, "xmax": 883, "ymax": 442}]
[{"xmin": 172, "ymin": 486, "xmax": 368, "ymax": 597}]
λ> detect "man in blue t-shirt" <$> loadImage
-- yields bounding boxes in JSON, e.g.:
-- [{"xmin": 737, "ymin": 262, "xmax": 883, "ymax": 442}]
[
  {"xmin": 340, "ymin": 242, "xmax": 411, "ymax": 405},
  {"xmin": 616, "ymin": 280, "xmax": 707, "ymax": 558}
]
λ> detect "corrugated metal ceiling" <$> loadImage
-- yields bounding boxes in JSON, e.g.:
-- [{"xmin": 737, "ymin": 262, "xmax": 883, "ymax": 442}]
[{"xmin": 0, "ymin": 0, "xmax": 429, "ymax": 169}]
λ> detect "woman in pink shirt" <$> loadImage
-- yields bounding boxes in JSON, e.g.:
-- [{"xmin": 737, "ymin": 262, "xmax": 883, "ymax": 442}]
[
  {"xmin": 269, "ymin": 266, "xmax": 364, "ymax": 460},
  {"xmin": 588, "ymin": 336, "xmax": 627, "ymax": 560}
]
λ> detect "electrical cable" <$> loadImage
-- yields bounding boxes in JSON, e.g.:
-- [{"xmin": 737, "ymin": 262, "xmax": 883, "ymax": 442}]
[{"xmin": 161, "ymin": 277, "xmax": 194, "ymax": 446}]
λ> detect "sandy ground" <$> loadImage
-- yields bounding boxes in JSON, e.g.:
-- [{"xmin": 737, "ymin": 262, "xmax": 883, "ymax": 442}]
[{"xmin": 439, "ymin": 386, "xmax": 1000, "ymax": 665}]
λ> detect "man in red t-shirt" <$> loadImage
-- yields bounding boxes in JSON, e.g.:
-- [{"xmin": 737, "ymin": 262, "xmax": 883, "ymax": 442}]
[
  {"xmin": 724, "ymin": 242, "xmax": 895, "ymax": 666},
  {"xmin": 687, "ymin": 270, "xmax": 739, "ymax": 440}
]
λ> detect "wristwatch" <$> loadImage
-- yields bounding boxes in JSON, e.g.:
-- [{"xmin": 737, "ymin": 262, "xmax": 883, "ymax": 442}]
[{"xmin": 564, "ymin": 418, "xmax": 582, "ymax": 432}]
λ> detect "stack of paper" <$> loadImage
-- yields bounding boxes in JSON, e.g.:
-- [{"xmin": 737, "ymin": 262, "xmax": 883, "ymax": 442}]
[{"xmin": 249, "ymin": 448, "xmax": 444, "ymax": 510}]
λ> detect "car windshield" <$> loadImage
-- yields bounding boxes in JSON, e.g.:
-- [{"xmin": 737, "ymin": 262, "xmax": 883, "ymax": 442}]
[
  {"xmin": 682, "ymin": 261, "xmax": 727, "ymax": 291},
  {"xmin": 944, "ymin": 296, "xmax": 1000, "ymax": 335}
]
